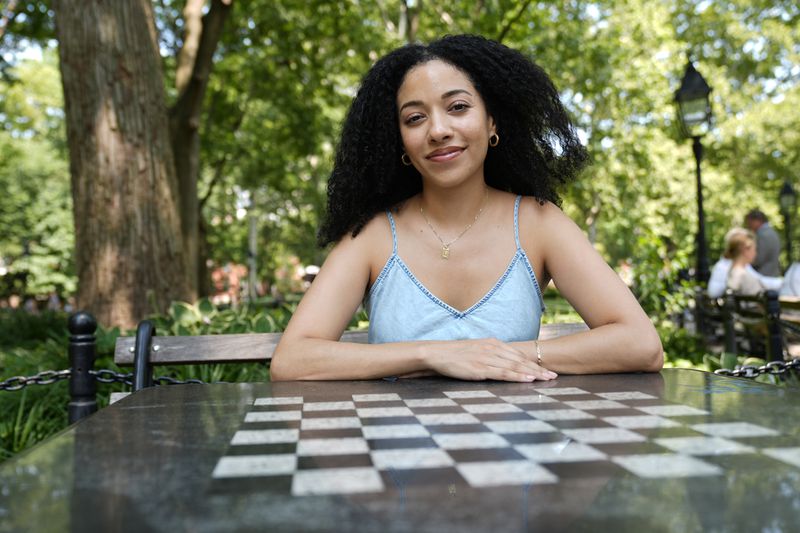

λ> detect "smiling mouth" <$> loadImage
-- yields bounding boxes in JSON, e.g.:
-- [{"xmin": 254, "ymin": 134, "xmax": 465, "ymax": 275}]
[{"xmin": 426, "ymin": 147, "xmax": 465, "ymax": 162}]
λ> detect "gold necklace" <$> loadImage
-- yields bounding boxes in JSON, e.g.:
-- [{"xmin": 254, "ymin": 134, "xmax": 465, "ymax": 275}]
[{"xmin": 419, "ymin": 189, "xmax": 489, "ymax": 259}]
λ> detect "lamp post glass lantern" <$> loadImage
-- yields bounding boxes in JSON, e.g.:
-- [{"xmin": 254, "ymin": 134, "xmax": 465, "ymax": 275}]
[
  {"xmin": 675, "ymin": 60, "xmax": 713, "ymax": 283},
  {"xmin": 780, "ymin": 180, "xmax": 797, "ymax": 265}
]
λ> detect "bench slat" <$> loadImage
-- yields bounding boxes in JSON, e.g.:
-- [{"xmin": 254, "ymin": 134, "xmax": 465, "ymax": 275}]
[{"xmin": 113, "ymin": 322, "xmax": 588, "ymax": 366}]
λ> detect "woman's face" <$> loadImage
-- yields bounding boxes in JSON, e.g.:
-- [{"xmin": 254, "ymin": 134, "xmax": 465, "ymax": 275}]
[
  {"xmin": 396, "ymin": 59, "xmax": 495, "ymax": 189},
  {"xmin": 738, "ymin": 239, "xmax": 757, "ymax": 263}
]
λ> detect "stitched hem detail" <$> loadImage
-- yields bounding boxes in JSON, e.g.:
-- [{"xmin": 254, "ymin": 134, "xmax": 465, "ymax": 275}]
[
  {"xmin": 368, "ymin": 254, "xmax": 397, "ymax": 300},
  {"xmin": 396, "ymin": 253, "xmax": 521, "ymax": 319},
  {"xmin": 513, "ymin": 195, "xmax": 522, "ymax": 250},
  {"xmin": 386, "ymin": 210, "xmax": 398, "ymax": 254},
  {"xmin": 520, "ymin": 250, "xmax": 546, "ymax": 313}
]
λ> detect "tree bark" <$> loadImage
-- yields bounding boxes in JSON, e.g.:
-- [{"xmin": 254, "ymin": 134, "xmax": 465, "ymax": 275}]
[
  {"xmin": 53, "ymin": 0, "xmax": 190, "ymax": 328},
  {"xmin": 170, "ymin": 0, "xmax": 232, "ymax": 301}
]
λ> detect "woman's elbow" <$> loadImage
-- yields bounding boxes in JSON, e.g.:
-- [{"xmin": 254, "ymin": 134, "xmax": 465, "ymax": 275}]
[
  {"xmin": 269, "ymin": 347, "xmax": 296, "ymax": 381},
  {"xmin": 638, "ymin": 330, "xmax": 664, "ymax": 372}
]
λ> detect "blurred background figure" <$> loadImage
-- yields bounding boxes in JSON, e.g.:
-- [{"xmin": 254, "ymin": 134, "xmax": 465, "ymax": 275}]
[
  {"xmin": 745, "ymin": 209, "xmax": 781, "ymax": 276},
  {"xmin": 708, "ymin": 228, "xmax": 782, "ymax": 298}
]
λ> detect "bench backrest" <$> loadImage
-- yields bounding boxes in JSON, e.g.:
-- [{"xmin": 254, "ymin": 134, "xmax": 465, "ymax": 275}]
[{"xmin": 114, "ymin": 322, "xmax": 589, "ymax": 366}]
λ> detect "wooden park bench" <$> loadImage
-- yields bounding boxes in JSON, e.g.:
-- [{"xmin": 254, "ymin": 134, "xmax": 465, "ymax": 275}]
[
  {"xmin": 66, "ymin": 313, "xmax": 588, "ymax": 422},
  {"xmin": 694, "ymin": 287, "xmax": 800, "ymax": 360},
  {"xmin": 113, "ymin": 321, "xmax": 590, "ymax": 391}
]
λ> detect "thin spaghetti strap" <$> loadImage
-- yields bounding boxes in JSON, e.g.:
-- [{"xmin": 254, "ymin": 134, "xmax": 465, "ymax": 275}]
[
  {"xmin": 513, "ymin": 195, "xmax": 522, "ymax": 250},
  {"xmin": 386, "ymin": 211, "xmax": 398, "ymax": 254}
]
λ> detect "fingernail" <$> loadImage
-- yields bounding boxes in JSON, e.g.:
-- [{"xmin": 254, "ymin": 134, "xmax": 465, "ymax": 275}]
[
  {"xmin": 547, "ymin": 372, "xmax": 557, "ymax": 378},
  {"xmin": 526, "ymin": 375, "xmax": 535, "ymax": 381}
]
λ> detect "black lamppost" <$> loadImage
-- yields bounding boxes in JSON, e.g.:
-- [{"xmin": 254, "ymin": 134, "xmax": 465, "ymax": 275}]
[
  {"xmin": 675, "ymin": 60, "xmax": 713, "ymax": 283},
  {"xmin": 779, "ymin": 180, "xmax": 797, "ymax": 265}
]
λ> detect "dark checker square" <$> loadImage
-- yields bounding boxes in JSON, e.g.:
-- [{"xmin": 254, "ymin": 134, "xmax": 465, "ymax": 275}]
[
  {"xmin": 447, "ymin": 447, "xmax": 526, "ymax": 463},
  {"xmin": 299, "ymin": 428, "xmax": 363, "ymax": 440},
  {"xmin": 702, "ymin": 453, "xmax": 789, "ymax": 472},
  {"xmin": 543, "ymin": 460, "xmax": 624, "ymax": 479},
  {"xmin": 473, "ymin": 412, "xmax": 533, "ymax": 422},
  {"xmin": 225, "ymin": 443, "xmax": 297, "ymax": 456},
  {"xmin": 591, "ymin": 441, "xmax": 669, "ymax": 456},
  {"xmin": 296, "ymin": 454, "xmax": 374, "ymax": 470},
  {"xmin": 380, "ymin": 467, "xmax": 468, "ymax": 489},
  {"xmin": 367, "ymin": 437, "xmax": 438, "ymax": 450},
  {"xmin": 241, "ymin": 420, "xmax": 301, "ymax": 430},
  {"xmin": 360, "ymin": 416, "xmax": 419, "ymax": 426},
  {"xmin": 209, "ymin": 475, "xmax": 293, "ymax": 495},
  {"xmin": 503, "ymin": 432, "xmax": 566, "ymax": 445},
  {"xmin": 426, "ymin": 424, "xmax": 490, "ymax": 435},
  {"xmin": 546, "ymin": 419, "xmax": 614, "ymax": 430}
]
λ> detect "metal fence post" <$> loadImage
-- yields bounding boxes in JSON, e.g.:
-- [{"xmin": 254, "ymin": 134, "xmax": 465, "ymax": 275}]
[
  {"xmin": 132, "ymin": 320, "xmax": 155, "ymax": 391},
  {"xmin": 764, "ymin": 290, "xmax": 783, "ymax": 362},
  {"xmin": 722, "ymin": 292, "xmax": 737, "ymax": 354},
  {"xmin": 68, "ymin": 311, "xmax": 97, "ymax": 423}
]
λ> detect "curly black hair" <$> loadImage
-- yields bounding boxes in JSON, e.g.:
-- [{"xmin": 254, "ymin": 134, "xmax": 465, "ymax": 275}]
[{"xmin": 318, "ymin": 34, "xmax": 588, "ymax": 246}]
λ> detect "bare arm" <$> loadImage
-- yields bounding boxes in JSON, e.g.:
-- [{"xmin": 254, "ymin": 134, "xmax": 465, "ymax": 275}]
[
  {"xmin": 510, "ymin": 201, "xmax": 663, "ymax": 374},
  {"xmin": 270, "ymin": 218, "xmax": 556, "ymax": 382}
]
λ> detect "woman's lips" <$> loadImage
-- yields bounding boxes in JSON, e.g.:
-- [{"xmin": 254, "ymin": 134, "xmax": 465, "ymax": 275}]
[{"xmin": 426, "ymin": 147, "xmax": 464, "ymax": 162}]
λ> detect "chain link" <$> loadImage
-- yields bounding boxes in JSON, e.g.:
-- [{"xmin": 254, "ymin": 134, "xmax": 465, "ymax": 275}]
[
  {"xmin": 0, "ymin": 369, "xmax": 72, "ymax": 391},
  {"xmin": 714, "ymin": 358, "xmax": 800, "ymax": 378},
  {"xmin": 90, "ymin": 369, "xmax": 133, "ymax": 385},
  {"xmin": 0, "ymin": 368, "xmax": 223, "ymax": 391}
]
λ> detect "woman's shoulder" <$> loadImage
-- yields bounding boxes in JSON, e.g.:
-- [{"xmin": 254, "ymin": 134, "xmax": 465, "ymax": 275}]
[
  {"xmin": 516, "ymin": 195, "xmax": 572, "ymax": 230},
  {"xmin": 329, "ymin": 210, "xmax": 395, "ymax": 267}
]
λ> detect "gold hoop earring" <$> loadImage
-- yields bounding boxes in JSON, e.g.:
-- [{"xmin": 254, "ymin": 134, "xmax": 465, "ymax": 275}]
[
  {"xmin": 489, "ymin": 133, "xmax": 500, "ymax": 147},
  {"xmin": 401, "ymin": 153, "xmax": 413, "ymax": 166}
]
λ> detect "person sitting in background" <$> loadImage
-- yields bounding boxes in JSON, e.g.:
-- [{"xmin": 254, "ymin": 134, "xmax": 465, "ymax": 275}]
[
  {"xmin": 745, "ymin": 209, "xmax": 781, "ymax": 276},
  {"xmin": 726, "ymin": 231, "xmax": 770, "ymax": 296},
  {"xmin": 707, "ymin": 228, "xmax": 782, "ymax": 298}
]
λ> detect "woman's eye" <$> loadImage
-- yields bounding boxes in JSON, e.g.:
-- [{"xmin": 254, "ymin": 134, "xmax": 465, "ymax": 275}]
[
  {"xmin": 405, "ymin": 114, "xmax": 424, "ymax": 125},
  {"xmin": 450, "ymin": 102, "xmax": 470, "ymax": 112}
]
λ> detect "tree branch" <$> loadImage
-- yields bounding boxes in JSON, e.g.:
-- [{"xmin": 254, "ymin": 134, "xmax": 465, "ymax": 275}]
[
  {"xmin": 171, "ymin": 0, "xmax": 232, "ymax": 130},
  {"xmin": 496, "ymin": 0, "xmax": 533, "ymax": 44},
  {"xmin": 175, "ymin": 0, "xmax": 204, "ymax": 94}
]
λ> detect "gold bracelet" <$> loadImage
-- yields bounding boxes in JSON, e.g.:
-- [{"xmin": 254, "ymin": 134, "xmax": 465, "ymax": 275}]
[{"xmin": 535, "ymin": 340, "xmax": 542, "ymax": 366}]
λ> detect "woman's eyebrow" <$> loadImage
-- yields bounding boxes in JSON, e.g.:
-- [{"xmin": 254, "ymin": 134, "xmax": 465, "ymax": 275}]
[
  {"xmin": 441, "ymin": 89, "xmax": 473, "ymax": 99},
  {"xmin": 399, "ymin": 89, "xmax": 473, "ymax": 113}
]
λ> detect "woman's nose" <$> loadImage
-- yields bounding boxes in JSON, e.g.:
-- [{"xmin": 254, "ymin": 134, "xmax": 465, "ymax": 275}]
[{"xmin": 427, "ymin": 111, "xmax": 453, "ymax": 143}]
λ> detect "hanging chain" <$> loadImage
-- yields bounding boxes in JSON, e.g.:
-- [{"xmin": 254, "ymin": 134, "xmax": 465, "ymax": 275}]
[
  {"xmin": 714, "ymin": 358, "xmax": 800, "ymax": 378},
  {"xmin": 0, "ymin": 369, "xmax": 225, "ymax": 391},
  {"xmin": 0, "ymin": 369, "xmax": 72, "ymax": 391}
]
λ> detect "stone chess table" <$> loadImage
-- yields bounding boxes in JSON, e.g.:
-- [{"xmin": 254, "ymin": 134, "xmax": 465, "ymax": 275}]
[{"xmin": 1, "ymin": 369, "xmax": 799, "ymax": 532}]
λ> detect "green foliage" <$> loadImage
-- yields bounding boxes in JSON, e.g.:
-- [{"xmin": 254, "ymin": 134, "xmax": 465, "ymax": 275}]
[
  {"xmin": 0, "ymin": 50, "xmax": 73, "ymax": 299},
  {"xmin": 148, "ymin": 297, "xmax": 293, "ymax": 336}
]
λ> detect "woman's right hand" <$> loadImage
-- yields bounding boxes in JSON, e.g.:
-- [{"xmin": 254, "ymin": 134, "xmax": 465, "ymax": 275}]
[{"xmin": 424, "ymin": 338, "xmax": 557, "ymax": 382}]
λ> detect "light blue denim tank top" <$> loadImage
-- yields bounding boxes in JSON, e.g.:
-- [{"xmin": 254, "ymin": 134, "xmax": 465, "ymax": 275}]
[{"xmin": 366, "ymin": 195, "xmax": 545, "ymax": 343}]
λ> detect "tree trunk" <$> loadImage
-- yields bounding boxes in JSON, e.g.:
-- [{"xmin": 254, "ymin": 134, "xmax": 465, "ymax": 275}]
[
  {"xmin": 53, "ymin": 0, "xmax": 190, "ymax": 328},
  {"xmin": 170, "ymin": 0, "xmax": 232, "ymax": 301}
]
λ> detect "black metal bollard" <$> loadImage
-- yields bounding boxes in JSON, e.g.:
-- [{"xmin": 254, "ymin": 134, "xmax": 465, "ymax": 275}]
[
  {"xmin": 722, "ymin": 292, "xmax": 737, "ymax": 355},
  {"xmin": 68, "ymin": 311, "xmax": 98, "ymax": 424},
  {"xmin": 764, "ymin": 290, "xmax": 783, "ymax": 362}
]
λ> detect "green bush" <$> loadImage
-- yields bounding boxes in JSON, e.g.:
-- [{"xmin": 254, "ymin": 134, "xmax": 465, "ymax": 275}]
[{"xmin": 0, "ymin": 300, "xmax": 305, "ymax": 461}]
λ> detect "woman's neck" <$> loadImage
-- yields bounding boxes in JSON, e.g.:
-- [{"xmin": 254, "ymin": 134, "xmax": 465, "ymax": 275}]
[{"xmin": 418, "ymin": 180, "xmax": 490, "ymax": 230}]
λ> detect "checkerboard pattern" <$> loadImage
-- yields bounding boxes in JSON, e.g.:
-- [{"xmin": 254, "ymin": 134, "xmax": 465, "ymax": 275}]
[{"xmin": 210, "ymin": 387, "xmax": 799, "ymax": 496}]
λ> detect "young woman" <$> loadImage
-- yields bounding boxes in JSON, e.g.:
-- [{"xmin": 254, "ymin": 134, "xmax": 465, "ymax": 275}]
[
  {"xmin": 725, "ymin": 230, "xmax": 769, "ymax": 296},
  {"xmin": 271, "ymin": 35, "xmax": 662, "ymax": 382}
]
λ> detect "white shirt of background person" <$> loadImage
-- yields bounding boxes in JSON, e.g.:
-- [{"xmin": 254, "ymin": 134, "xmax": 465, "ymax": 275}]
[{"xmin": 707, "ymin": 257, "xmax": 782, "ymax": 298}]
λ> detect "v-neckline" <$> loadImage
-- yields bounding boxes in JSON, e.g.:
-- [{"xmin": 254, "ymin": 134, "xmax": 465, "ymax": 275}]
[{"xmin": 394, "ymin": 252, "xmax": 522, "ymax": 317}]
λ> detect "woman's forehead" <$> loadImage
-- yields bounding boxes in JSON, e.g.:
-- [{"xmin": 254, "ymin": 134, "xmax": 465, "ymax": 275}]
[{"xmin": 397, "ymin": 59, "xmax": 477, "ymax": 103}]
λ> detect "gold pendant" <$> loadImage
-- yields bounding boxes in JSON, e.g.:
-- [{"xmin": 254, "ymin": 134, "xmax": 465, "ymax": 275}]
[{"xmin": 441, "ymin": 245, "xmax": 450, "ymax": 259}]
